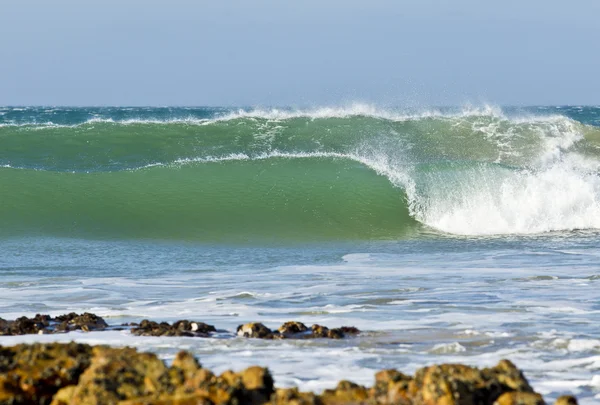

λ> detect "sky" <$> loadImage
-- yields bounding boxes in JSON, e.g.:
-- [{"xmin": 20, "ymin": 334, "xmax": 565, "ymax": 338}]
[{"xmin": 1, "ymin": 0, "xmax": 599, "ymax": 106}]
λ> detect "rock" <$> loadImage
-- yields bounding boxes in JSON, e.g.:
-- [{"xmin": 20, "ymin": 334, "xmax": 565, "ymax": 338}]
[
  {"xmin": 484, "ymin": 359, "xmax": 534, "ymax": 393},
  {"xmin": 272, "ymin": 388, "xmax": 321, "ymax": 405},
  {"xmin": 339, "ymin": 326, "xmax": 360, "ymax": 336},
  {"xmin": 131, "ymin": 319, "xmax": 216, "ymax": 337},
  {"xmin": 278, "ymin": 321, "xmax": 308, "ymax": 335},
  {"xmin": 0, "ymin": 342, "xmax": 92, "ymax": 404},
  {"xmin": 54, "ymin": 312, "xmax": 108, "ymax": 333},
  {"xmin": 554, "ymin": 396, "xmax": 578, "ymax": 405},
  {"xmin": 0, "ymin": 313, "xmax": 108, "ymax": 336},
  {"xmin": 409, "ymin": 360, "xmax": 535, "ymax": 405},
  {"xmin": 310, "ymin": 324, "xmax": 332, "ymax": 338},
  {"xmin": 235, "ymin": 322, "xmax": 360, "ymax": 340},
  {"xmin": 49, "ymin": 386, "xmax": 77, "ymax": 405},
  {"xmin": 371, "ymin": 369, "xmax": 412, "ymax": 405},
  {"xmin": 495, "ymin": 392, "xmax": 546, "ymax": 405},
  {"xmin": 5, "ymin": 315, "xmax": 49, "ymax": 335},
  {"xmin": 172, "ymin": 351, "xmax": 202, "ymax": 379},
  {"xmin": 66, "ymin": 345, "xmax": 172, "ymax": 404},
  {"xmin": 237, "ymin": 322, "xmax": 274, "ymax": 338},
  {"xmin": 321, "ymin": 380, "xmax": 369, "ymax": 405},
  {"xmin": 240, "ymin": 366, "xmax": 275, "ymax": 404},
  {"xmin": 0, "ymin": 342, "xmax": 576, "ymax": 405}
]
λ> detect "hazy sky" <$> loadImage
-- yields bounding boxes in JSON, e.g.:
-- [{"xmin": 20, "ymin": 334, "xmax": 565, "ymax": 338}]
[{"xmin": 1, "ymin": 0, "xmax": 599, "ymax": 106}]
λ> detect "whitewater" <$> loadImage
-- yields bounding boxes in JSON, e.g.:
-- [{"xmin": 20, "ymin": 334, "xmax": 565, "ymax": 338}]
[{"xmin": 1, "ymin": 105, "xmax": 600, "ymax": 403}]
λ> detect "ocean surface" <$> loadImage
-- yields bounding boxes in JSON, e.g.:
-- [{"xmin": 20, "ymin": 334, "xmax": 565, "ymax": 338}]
[{"xmin": 1, "ymin": 105, "xmax": 600, "ymax": 403}]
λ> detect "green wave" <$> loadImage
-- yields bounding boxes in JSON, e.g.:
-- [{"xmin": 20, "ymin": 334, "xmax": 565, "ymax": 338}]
[
  {"xmin": 2, "ymin": 109, "xmax": 600, "ymax": 240},
  {"xmin": 0, "ymin": 157, "xmax": 416, "ymax": 242}
]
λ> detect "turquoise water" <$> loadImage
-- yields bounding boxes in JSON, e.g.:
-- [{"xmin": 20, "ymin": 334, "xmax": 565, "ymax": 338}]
[{"xmin": 1, "ymin": 105, "xmax": 600, "ymax": 403}]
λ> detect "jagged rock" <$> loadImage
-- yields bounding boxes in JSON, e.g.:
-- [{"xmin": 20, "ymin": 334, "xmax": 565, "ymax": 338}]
[
  {"xmin": 409, "ymin": 360, "xmax": 536, "ymax": 405},
  {"xmin": 272, "ymin": 388, "xmax": 321, "ymax": 405},
  {"xmin": 339, "ymin": 326, "xmax": 360, "ymax": 336},
  {"xmin": 240, "ymin": 366, "xmax": 275, "ymax": 404},
  {"xmin": 236, "ymin": 322, "xmax": 360, "ymax": 340},
  {"xmin": 554, "ymin": 396, "xmax": 577, "ymax": 405},
  {"xmin": 310, "ymin": 324, "xmax": 359, "ymax": 339},
  {"xmin": 55, "ymin": 312, "xmax": 108, "ymax": 333},
  {"xmin": 321, "ymin": 381, "xmax": 369, "ymax": 405},
  {"xmin": 131, "ymin": 319, "xmax": 216, "ymax": 337},
  {"xmin": 278, "ymin": 321, "xmax": 309, "ymax": 335},
  {"xmin": 484, "ymin": 359, "xmax": 534, "ymax": 393},
  {"xmin": 0, "ymin": 313, "xmax": 107, "ymax": 336},
  {"xmin": 0, "ymin": 342, "xmax": 92, "ymax": 404},
  {"xmin": 0, "ymin": 314, "xmax": 49, "ymax": 335},
  {"xmin": 370, "ymin": 369, "xmax": 412, "ymax": 404},
  {"xmin": 65, "ymin": 345, "xmax": 172, "ymax": 404},
  {"xmin": 0, "ymin": 343, "xmax": 578, "ymax": 405},
  {"xmin": 495, "ymin": 391, "xmax": 546, "ymax": 405},
  {"xmin": 237, "ymin": 322, "xmax": 274, "ymax": 338}
]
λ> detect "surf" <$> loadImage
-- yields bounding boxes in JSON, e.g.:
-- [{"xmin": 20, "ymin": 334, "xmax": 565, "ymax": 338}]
[{"xmin": 1, "ymin": 105, "xmax": 600, "ymax": 241}]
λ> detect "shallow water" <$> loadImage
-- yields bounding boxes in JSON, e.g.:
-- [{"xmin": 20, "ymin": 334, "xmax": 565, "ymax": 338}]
[{"xmin": 1, "ymin": 234, "xmax": 600, "ymax": 403}]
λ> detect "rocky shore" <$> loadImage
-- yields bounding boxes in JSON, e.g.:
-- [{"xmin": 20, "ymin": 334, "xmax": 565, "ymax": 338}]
[
  {"xmin": 0, "ymin": 313, "xmax": 359, "ymax": 340},
  {"xmin": 0, "ymin": 342, "xmax": 577, "ymax": 405},
  {"xmin": 0, "ymin": 314, "xmax": 579, "ymax": 404}
]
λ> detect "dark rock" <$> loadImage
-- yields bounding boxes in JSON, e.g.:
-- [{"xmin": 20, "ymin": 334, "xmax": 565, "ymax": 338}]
[
  {"xmin": 0, "ymin": 313, "xmax": 107, "ymax": 336},
  {"xmin": 131, "ymin": 319, "xmax": 216, "ymax": 337},
  {"xmin": 278, "ymin": 321, "xmax": 309, "ymax": 335},
  {"xmin": 237, "ymin": 322, "xmax": 274, "ymax": 338},
  {"xmin": 55, "ymin": 312, "xmax": 108, "ymax": 333},
  {"xmin": 339, "ymin": 326, "xmax": 360, "ymax": 336}
]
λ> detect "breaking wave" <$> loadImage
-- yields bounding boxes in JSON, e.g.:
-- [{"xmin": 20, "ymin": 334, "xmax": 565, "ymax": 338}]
[{"xmin": 1, "ymin": 105, "xmax": 600, "ymax": 241}]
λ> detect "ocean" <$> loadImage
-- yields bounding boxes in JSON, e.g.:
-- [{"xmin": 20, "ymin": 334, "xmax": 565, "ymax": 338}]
[{"xmin": 1, "ymin": 105, "xmax": 600, "ymax": 403}]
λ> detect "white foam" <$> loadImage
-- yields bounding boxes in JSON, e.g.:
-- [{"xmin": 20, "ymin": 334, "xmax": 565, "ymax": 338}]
[
  {"xmin": 0, "ymin": 103, "xmax": 568, "ymax": 128},
  {"xmin": 429, "ymin": 342, "xmax": 467, "ymax": 354}
]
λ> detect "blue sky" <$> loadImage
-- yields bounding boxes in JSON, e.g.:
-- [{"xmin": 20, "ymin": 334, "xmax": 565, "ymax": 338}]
[{"xmin": 1, "ymin": 0, "xmax": 599, "ymax": 106}]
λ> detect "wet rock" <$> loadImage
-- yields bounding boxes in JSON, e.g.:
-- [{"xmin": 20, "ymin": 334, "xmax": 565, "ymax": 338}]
[
  {"xmin": 554, "ymin": 396, "xmax": 578, "ymax": 405},
  {"xmin": 236, "ymin": 322, "xmax": 360, "ymax": 340},
  {"xmin": 131, "ymin": 319, "xmax": 216, "ymax": 337},
  {"xmin": 310, "ymin": 324, "xmax": 357, "ymax": 339},
  {"xmin": 339, "ymin": 326, "xmax": 360, "ymax": 336},
  {"xmin": 0, "ymin": 315, "xmax": 49, "ymax": 335},
  {"xmin": 0, "ymin": 342, "xmax": 92, "ymax": 404},
  {"xmin": 495, "ymin": 391, "xmax": 546, "ymax": 405},
  {"xmin": 54, "ymin": 312, "xmax": 108, "ymax": 333},
  {"xmin": 237, "ymin": 322, "xmax": 274, "ymax": 338},
  {"xmin": 0, "ymin": 313, "xmax": 107, "ymax": 336},
  {"xmin": 278, "ymin": 321, "xmax": 309, "ymax": 336}
]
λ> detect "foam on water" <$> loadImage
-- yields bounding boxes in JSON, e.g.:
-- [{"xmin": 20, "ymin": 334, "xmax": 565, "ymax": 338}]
[{"xmin": 2, "ymin": 237, "xmax": 600, "ymax": 403}]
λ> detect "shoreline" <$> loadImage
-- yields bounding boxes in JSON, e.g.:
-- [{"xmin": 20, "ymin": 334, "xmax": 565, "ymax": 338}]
[
  {"xmin": 0, "ymin": 313, "xmax": 580, "ymax": 404},
  {"xmin": 0, "ymin": 341, "xmax": 577, "ymax": 405}
]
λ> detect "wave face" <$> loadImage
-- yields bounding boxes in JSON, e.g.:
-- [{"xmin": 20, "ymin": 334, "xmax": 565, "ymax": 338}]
[{"xmin": 1, "ymin": 105, "xmax": 600, "ymax": 241}]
